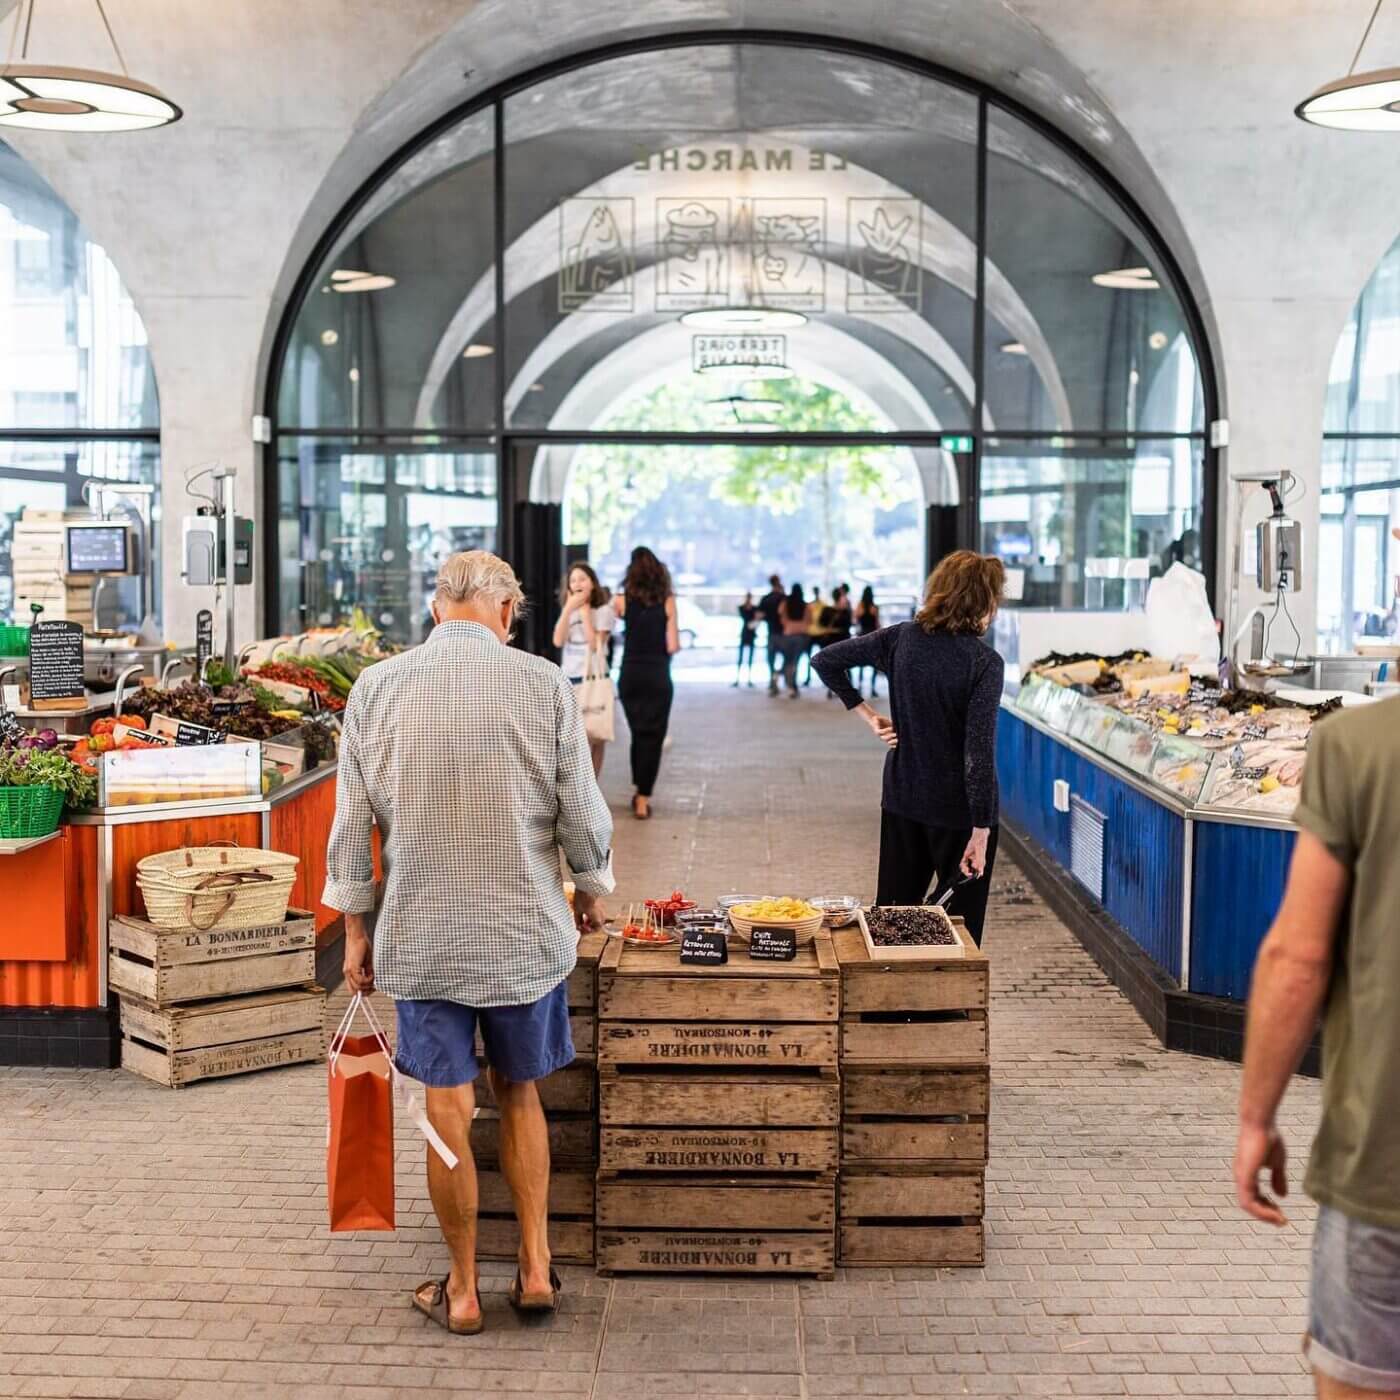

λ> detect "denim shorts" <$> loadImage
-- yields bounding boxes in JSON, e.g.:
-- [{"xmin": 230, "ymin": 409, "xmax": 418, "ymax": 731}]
[
  {"xmin": 393, "ymin": 982, "xmax": 573, "ymax": 1089},
  {"xmin": 1308, "ymin": 1204, "xmax": 1400, "ymax": 1390}
]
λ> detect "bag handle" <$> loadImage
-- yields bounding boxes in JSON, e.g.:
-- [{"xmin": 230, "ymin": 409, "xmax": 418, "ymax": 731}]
[
  {"xmin": 184, "ymin": 890, "xmax": 235, "ymax": 931},
  {"xmin": 329, "ymin": 993, "xmax": 459, "ymax": 1170},
  {"xmin": 182, "ymin": 839, "xmax": 242, "ymax": 867}
]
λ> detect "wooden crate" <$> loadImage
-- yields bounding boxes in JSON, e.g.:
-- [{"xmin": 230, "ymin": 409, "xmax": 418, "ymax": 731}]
[
  {"xmin": 598, "ymin": 933, "xmax": 839, "ymax": 1024},
  {"xmin": 597, "ymin": 1227, "xmax": 835, "ymax": 1277},
  {"xmin": 119, "ymin": 985, "xmax": 326, "ymax": 1088},
  {"xmin": 839, "ymin": 1165, "xmax": 984, "ymax": 1267},
  {"xmin": 471, "ymin": 1107, "xmax": 595, "ymax": 1167},
  {"xmin": 599, "ymin": 1068, "xmax": 840, "ymax": 1129},
  {"xmin": 601, "ymin": 1125, "xmax": 839, "ymax": 1174},
  {"xmin": 597, "ymin": 1171, "xmax": 836, "ymax": 1232},
  {"xmin": 476, "ymin": 1168, "xmax": 594, "ymax": 1265},
  {"xmin": 475, "ymin": 1060, "xmax": 596, "ymax": 1114},
  {"xmin": 598, "ymin": 1020, "xmax": 837, "ymax": 1069},
  {"xmin": 842, "ymin": 1066, "xmax": 990, "ymax": 1166},
  {"xmin": 109, "ymin": 909, "xmax": 316, "ymax": 1006},
  {"xmin": 833, "ymin": 924, "xmax": 988, "ymax": 1067},
  {"xmin": 566, "ymin": 930, "xmax": 605, "ymax": 1058}
]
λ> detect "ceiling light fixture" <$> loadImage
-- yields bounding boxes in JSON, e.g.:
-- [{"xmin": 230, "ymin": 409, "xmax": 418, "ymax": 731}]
[
  {"xmin": 1092, "ymin": 266, "xmax": 1160, "ymax": 291},
  {"xmin": 330, "ymin": 269, "xmax": 396, "ymax": 293},
  {"xmin": 462, "ymin": 343, "xmax": 494, "ymax": 358},
  {"xmin": 999, "ymin": 341, "xmax": 1028, "ymax": 355},
  {"xmin": 680, "ymin": 306, "xmax": 808, "ymax": 330},
  {"xmin": 0, "ymin": 0, "xmax": 180, "ymax": 132},
  {"xmin": 1297, "ymin": 0, "xmax": 1400, "ymax": 128}
]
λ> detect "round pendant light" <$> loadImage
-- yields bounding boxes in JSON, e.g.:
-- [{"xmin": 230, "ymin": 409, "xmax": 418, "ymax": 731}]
[
  {"xmin": 1296, "ymin": 0, "xmax": 1399, "ymax": 129},
  {"xmin": 680, "ymin": 306, "xmax": 808, "ymax": 330},
  {"xmin": 1091, "ymin": 266, "xmax": 1160, "ymax": 291},
  {"xmin": 0, "ymin": 2, "xmax": 180, "ymax": 132}
]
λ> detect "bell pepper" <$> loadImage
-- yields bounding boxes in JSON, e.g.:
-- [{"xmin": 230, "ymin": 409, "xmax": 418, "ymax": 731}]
[{"xmin": 90, "ymin": 718, "xmax": 116, "ymax": 737}]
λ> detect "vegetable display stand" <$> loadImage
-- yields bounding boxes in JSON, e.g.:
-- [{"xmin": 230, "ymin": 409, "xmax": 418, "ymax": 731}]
[
  {"xmin": 832, "ymin": 922, "xmax": 990, "ymax": 1268},
  {"xmin": 595, "ymin": 933, "xmax": 840, "ymax": 1278},
  {"xmin": 470, "ymin": 931, "xmax": 603, "ymax": 1265}
]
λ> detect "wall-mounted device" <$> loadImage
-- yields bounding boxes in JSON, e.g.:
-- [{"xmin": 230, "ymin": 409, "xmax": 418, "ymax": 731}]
[
  {"xmin": 1254, "ymin": 475, "xmax": 1303, "ymax": 593},
  {"xmin": 182, "ymin": 512, "xmax": 253, "ymax": 587},
  {"xmin": 65, "ymin": 522, "xmax": 139, "ymax": 577}
]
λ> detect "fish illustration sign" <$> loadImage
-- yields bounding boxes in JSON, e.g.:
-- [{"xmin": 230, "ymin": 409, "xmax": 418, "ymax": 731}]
[{"xmin": 559, "ymin": 198, "xmax": 636, "ymax": 312}]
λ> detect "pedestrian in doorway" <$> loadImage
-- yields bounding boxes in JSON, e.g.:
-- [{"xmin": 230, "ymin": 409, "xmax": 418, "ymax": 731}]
[
  {"xmin": 818, "ymin": 585, "xmax": 854, "ymax": 700},
  {"xmin": 801, "ymin": 586, "xmax": 826, "ymax": 686},
  {"xmin": 812, "ymin": 551, "xmax": 1006, "ymax": 943},
  {"xmin": 1234, "ymin": 694, "xmax": 1400, "ymax": 1398},
  {"xmin": 757, "ymin": 573, "xmax": 785, "ymax": 695},
  {"xmin": 327, "ymin": 550, "xmax": 614, "ymax": 1336},
  {"xmin": 854, "ymin": 585, "xmax": 882, "ymax": 697},
  {"xmin": 614, "ymin": 546, "xmax": 680, "ymax": 820},
  {"xmin": 777, "ymin": 583, "xmax": 809, "ymax": 698},
  {"xmin": 734, "ymin": 591, "xmax": 759, "ymax": 687},
  {"xmin": 552, "ymin": 562, "xmax": 613, "ymax": 777}
]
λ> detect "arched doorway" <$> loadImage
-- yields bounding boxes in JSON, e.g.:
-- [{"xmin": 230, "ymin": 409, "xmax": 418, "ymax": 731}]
[{"xmin": 264, "ymin": 34, "xmax": 1215, "ymax": 649}]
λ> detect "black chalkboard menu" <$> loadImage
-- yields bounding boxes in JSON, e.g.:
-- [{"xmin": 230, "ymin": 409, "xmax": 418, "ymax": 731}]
[
  {"xmin": 195, "ymin": 609, "xmax": 213, "ymax": 674},
  {"xmin": 747, "ymin": 927, "xmax": 798, "ymax": 962},
  {"xmin": 28, "ymin": 619, "xmax": 85, "ymax": 708}
]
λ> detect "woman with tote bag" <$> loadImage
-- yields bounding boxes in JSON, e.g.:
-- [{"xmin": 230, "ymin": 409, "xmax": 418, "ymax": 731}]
[{"xmin": 552, "ymin": 563, "xmax": 614, "ymax": 776}]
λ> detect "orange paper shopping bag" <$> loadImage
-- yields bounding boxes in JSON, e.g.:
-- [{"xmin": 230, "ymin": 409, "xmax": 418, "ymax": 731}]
[{"xmin": 327, "ymin": 994, "xmax": 396, "ymax": 1231}]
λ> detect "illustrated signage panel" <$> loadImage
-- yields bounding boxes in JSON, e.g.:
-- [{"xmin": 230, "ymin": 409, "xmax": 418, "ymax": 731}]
[
  {"xmin": 847, "ymin": 197, "xmax": 922, "ymax": 312},
  {"xmin": 657, "ymin": 199, "xmax": 730, "ymax": 309},
  {"xmin": 558, "ymin": 198, "xmax": 636, "ymax": 312},
  {"xmin": 28, "ymin": 620, "xmax": 84, "ymax": 705}
]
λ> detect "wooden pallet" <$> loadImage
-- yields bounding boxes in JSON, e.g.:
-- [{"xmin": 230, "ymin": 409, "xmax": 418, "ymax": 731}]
[
  {"xmin": 833, "ymin": 924, "xmax": 989, "ymax": 1066},
  {"xmin": 119, "ymin": 984, "xmax": 326, "ymax": 1088},
  {"xmin": 476, "ymin": 1168, "xmax": 594, "ymax": 1264},
  {"xmin": 839, "ymin": 1163, "xmax": 985, "ymax": 1267},
  {"xmin": 842, "ymin": 1065, "xmax": 990, "ymax": 1166},
  {"xmin": 109, "ymin": 909, "xmax": 316, "ymax": 1006}
]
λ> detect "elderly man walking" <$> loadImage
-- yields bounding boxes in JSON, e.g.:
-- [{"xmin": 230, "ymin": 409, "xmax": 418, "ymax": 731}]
[
  {"xmin": 1234, "ymin": 693, "xmax": 1400, "ymax": 1398},
  {"xmin": 324, "ymin": 550, "xmax": 614, "ymax": 1336}
]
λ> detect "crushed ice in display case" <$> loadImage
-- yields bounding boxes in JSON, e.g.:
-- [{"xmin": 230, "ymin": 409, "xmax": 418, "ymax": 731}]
[{"xmin": 98, "ymin": 741, "xmax": 264, "ymax": 809}]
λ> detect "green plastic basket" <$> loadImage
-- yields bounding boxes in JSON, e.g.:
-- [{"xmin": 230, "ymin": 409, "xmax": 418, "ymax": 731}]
[
  {"xmin": 0, "ymin": 785, "xmax": 64, "ymax": 840},
  {"xmin": 0, "ymin": 623, "xmax": 29, "ymax": 657}
]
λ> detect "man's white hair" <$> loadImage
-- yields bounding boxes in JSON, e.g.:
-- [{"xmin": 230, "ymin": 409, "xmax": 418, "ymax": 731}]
[{"xmin": 434, "ymin": 550, "xmax": 525, "ymax": 615}]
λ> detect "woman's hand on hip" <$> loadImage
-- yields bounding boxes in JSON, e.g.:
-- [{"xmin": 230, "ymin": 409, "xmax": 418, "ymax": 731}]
[
  {"xmin": 960, "ymin": 827, "xmax": 990, "ymax": 880},
  {"xmin": 855, "ymin": 701, "xmax": 897, "ymax": 748}
]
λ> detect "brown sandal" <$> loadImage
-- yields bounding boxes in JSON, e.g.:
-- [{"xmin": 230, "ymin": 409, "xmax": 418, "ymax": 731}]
[
  {"xmin": 631, "ymin": 795, "xmax": 652, "ymax": 821},
  {"xmin": 413, "ymin": 1275, "xmax": 484, "ymax": 1335},
  {"xmin": 508, "ymin": 1267, "xmax": 562, "ymax": 1313}
]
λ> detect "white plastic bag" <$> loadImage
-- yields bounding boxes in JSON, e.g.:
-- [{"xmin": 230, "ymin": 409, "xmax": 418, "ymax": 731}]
[
  {"xmin": 1145, "ymin": 563, "xmax": 1220, "ymax": 676},
  {"xmin": 578, "ymin": 649, "xmax": 615, "ymax": 743}
]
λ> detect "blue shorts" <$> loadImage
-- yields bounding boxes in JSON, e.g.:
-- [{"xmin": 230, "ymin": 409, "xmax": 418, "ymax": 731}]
[
  {"xmin": 393, "ymin": 982, "xmax": 574, "ymax": 1089},
  {"xmin": 1308, "ymin": 1204, "xmax": 1400, "ymax": 1390}
]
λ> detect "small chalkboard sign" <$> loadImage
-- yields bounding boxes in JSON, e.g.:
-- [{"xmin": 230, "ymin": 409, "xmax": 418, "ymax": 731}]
[
  {"xmin": 680, "ymin": 927, "xmax": 728, "ymax": 965},
  {"xmin": 747, "ymin": 926, "xmax": 797, "ymax": 962},
  {"xmin": 195, "ymin": 609, "xmax": 213, "ymax": 674},
  {"xmin": 150, "ymin": 713, "xmax": 224, "ymax": 747},
  {"xmin": 28, "ymin": 618, "xmax": 85, "ymax": 711}
]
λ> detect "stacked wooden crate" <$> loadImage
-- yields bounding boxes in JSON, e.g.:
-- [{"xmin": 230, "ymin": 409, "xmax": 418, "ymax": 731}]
[
  {"xmin": 594, "ymin": 933, "xmax": 840, "ymax": 1277},
  {"xmin": 833, "ymin": 921, "xmax": 990, "ymax": 1267},
  {"xmin": 12, "ymin": 510, "xmax": 92, "ymax": 626},
  {"xmin": 471, "ymin": 931, "xmax": 604, "ymax": 1265},
  {"xmin": 109, "ymin": 909, "xmax": 327, "ymax": 1087}
]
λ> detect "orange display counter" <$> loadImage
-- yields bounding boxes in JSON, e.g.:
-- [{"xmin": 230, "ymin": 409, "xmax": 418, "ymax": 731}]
[{"xmin": 0, "ymin": 765, "xmax": 343, "ymax": 1068}]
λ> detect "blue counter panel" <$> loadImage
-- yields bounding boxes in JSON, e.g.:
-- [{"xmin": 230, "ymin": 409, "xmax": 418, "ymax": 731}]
[
  {"xmin": 1190, "ymin": 821, "xmax": 1294, "ymax": 1001},
  {"xmin": 998, "ymin": 711, "xmax": 1184, "ymax": 982}
]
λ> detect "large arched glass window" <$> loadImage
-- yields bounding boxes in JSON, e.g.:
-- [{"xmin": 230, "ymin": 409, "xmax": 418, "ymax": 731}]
[
  {"xmin": 0, "ymin": 142, "xmax": 159, "ymax": 630},
  {"xmin": 269, "ymin": 36, "xmax": 1213, "ymax": 645},
  {"xmin": 1320, "ymin": 234, "xmax": 1400, "ymax": 653}
]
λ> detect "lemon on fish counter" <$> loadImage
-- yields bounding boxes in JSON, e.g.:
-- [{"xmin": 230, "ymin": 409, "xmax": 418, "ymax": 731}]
[
  {"xmin": 1250, "ymin": 704, "xmax": 1265, "ymax": 716},
  {"xmin": 1259, "ymin": 774, "xmax": 1280, "ymax": 793}
]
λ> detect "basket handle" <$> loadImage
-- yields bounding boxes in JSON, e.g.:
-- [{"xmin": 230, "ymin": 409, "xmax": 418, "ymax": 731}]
[
  {"xmin": 193, "ymin": 870, "xmax": 275, "ymax": 891},
  {"xmin": 182, "ymin": 840, "xmax": 242, "ymax": 868},
  {"xmin": 184, "ymin": 890, "xmax": 235, "ymax": 931}
]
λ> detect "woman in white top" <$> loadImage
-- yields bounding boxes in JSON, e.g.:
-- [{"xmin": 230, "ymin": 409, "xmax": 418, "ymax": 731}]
[{"xmin": 552, "ymin": 562, "xmax": 614, "ymax": 776}]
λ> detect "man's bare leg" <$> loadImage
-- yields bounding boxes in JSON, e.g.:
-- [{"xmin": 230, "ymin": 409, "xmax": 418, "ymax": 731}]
[
  {"xmin": 1318, "ymin": 1376, "xmax": 1400, "ymax": 1399},
  {"xmin": 420, "ymin": 1082, "xmax": 481, "ymax": 1327},
  {"xmin": 490, "ymin": 1069, "xmax": 553, "ymax": 1295}
]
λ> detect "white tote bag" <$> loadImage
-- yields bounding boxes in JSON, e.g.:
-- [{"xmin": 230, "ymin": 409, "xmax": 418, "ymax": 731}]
[{"xmin": 578, "ymin": 649, "xmax": 615, "ymax": 744}]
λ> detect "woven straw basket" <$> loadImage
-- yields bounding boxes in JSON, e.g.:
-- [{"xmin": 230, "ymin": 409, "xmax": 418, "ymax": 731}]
[
  {"xmin": 727, "ymin": 908, "xmax": 825, "ymax": 947},
  {"xmin": 136, "ymin": 844, "xmax": 299, "ymax": 932}
]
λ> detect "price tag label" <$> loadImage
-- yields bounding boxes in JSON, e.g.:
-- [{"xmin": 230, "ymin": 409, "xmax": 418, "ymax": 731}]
[
  {"xmin": 195, "ymin": 609, "xmax": 213, "ymax": 675},
  {"xmin": 28, "ymin": 619, "xmax": 84, "ymax": 706},
  {"xmin": 679, "ymin": 927, "xmax": 728, "ymax": 965},
  {"xmin": 747, "ymin": 926, "xmax": 797, "ymax": 962}
]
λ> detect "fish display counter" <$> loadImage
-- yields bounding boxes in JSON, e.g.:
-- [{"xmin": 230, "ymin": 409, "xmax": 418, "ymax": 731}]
[{"xmin": 995, "ymin": 663, "xmax": 1360, "ymax": 1064}]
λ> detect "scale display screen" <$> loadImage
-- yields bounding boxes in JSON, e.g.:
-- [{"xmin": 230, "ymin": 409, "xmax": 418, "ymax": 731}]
[{"xmin": 66, "ymin": 524, "xmax": 134, "ymax": 575}]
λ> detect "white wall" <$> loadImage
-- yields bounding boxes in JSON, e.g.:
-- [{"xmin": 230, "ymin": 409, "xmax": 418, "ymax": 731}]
[{"xmin": 3, "ymin": 0, "xmax": 1396, "ymax": 652}]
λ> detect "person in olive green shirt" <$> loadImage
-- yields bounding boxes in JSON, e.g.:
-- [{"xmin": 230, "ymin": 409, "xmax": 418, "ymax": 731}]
[{"xmin": 1235, "ymin": 694, "xmax": 1400, "ymax": 1398}]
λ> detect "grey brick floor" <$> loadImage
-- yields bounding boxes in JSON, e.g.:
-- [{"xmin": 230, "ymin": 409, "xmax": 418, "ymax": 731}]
[{"xmin": 0, "ymin": 681, "xmax": 1320, "ymax": 1398}]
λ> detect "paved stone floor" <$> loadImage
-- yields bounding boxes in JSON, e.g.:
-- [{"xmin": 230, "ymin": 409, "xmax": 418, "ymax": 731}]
[{"xmin": 0, "ymin": 681, "xmax": 1321, "ymax": 1398}]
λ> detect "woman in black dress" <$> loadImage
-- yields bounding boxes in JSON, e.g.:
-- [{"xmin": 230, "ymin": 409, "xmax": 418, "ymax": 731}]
[
  {"xmin": 813, "ymin": 552, "xmax": 1006, "ymax": 944},
  {"xmin": 853, "ymin": 584, "xmax": 881, "ymax": 697},
  {"xmin": 613, "ymin": 547, "xmax": 680, "ymax": 820},
  {"xmin": 734, "ymin": 592, "xmax": 759, "ymax": 688}
]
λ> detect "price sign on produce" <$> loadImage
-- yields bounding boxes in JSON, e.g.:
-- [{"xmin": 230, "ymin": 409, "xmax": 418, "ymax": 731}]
[
  {"xmin": 747, "ymin": 927, "xmax": 797, "ymax": 962},
  {"xmin": 195, "ymin": 609, "xmax": 213, "ymax": 674},
  {"xmin": 680, "ymin": 928, "xmax": 727, "ymax": 965}
]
